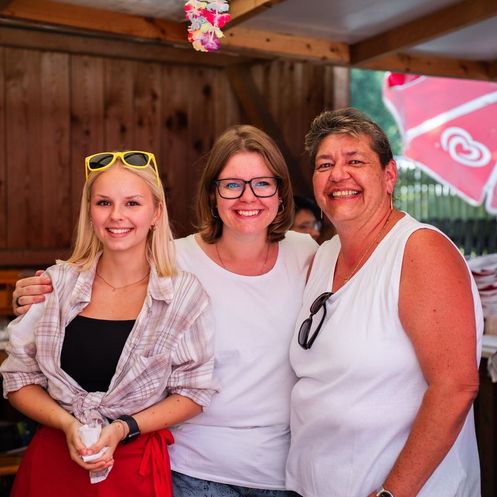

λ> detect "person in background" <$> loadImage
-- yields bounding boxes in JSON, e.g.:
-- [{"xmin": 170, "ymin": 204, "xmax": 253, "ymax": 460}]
[
  {"xmin": 291, "ymin": 195, "xmax": 322, "ymax": 241},
  {"xmin": 12, "ymin": 127, "xmax": 317, "ymax": 497},
  {"xmin": 2, "ymin": 151, "xmax": 215, "ymax": 497},
  {"xmin": 286, "ymin": 108, "xmax": 483, "ymax": 497}
]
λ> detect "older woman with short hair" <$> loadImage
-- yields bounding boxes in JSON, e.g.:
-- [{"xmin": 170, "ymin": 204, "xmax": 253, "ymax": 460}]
[{"xmin": 287, "ymin": 108, "xmax": 483, "ymax": 497}]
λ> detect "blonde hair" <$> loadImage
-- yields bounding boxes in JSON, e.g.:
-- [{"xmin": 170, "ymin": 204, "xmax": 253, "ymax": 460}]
[
  {"xmin": 196, "ymin": 125, "xmax": 294, "ymax": 243},
  {"xmin": 65, "ymin": 158, "xmax": 176, "ymax": 277}
]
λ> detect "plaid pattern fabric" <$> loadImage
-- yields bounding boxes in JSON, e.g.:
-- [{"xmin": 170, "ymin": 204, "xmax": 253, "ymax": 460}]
[{"xmin": 1, "ymin": 258, "xmax": 216, "ymax": 425}]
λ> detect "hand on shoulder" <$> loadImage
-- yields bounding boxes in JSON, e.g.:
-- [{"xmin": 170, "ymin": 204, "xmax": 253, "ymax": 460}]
[{"xmin": 13, "ymin": 270, "xmax": 53, "ymax": 316}]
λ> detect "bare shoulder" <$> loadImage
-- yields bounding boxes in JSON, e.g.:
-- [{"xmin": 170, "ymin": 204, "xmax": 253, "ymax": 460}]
[
  {"xmin": 402, "ymin": 228, "xmax": 469, "ymax": 282},
  {"xmin": 400, "ymin": 227, "xmax": 475, "ymax": 344}
]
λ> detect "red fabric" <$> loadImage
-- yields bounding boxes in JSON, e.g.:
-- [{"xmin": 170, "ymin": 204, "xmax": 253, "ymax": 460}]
[
  {"xmin": 11, "ymin": 425, "xmax": 174, "ymax": 497},
  {"xmin": 383, "ymin": 72, "xmax": 497, "ymax": 212}
]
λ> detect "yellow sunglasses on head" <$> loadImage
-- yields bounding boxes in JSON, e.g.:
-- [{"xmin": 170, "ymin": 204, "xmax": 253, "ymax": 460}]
[{"xmin": 85, "ymin": 151, "xmax": 160, "ymax": 186}]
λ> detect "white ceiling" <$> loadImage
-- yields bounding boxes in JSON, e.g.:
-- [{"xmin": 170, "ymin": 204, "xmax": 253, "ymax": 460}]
[{"xmin": 243, "ymin": 0, "xmax": 458, "ymax": 43}]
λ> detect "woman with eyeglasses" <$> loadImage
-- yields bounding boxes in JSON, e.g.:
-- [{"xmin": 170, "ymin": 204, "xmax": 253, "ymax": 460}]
[
  {"xmin": 2, "ymin": 152, "xmax": 216, "ymax": 497},
  {"xmin": 286, "ymin": 108, "xmax": 483, "ymax": 497},
  {"xmin": 12, "ymin": 127, "xmax": 317, "ymax": 496}
]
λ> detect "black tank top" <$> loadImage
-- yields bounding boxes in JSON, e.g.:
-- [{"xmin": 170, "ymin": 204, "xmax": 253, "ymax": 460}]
[{"xmin": 60, "ymin": 315, "xmax": 134, "ymax": 392}]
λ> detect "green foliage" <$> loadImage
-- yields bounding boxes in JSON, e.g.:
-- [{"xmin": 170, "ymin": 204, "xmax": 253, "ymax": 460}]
[{"xmin": 350, "ymin": 68, "xmax": 402, "ymax": 155}]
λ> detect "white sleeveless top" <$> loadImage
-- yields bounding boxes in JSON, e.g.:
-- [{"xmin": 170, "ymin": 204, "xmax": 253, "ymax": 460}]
[
  {"xmin": 286, "ymin": 214, "xmax": 483, "ymax": 497},
  {"xmin": 170, "ymin": 231, "xmax": 318, "ymax": 489}
]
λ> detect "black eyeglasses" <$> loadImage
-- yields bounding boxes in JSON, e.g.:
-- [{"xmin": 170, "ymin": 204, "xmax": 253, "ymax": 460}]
[
  {"xmin": 214, "ymin": 176, "xmax": 280, "ymax": 199},
  {"xmin": 298, "ymin": 292, "xmax": 333, "ymax": 350}
]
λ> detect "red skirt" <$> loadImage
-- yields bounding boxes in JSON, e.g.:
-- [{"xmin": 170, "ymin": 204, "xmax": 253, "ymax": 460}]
[{"xmin": 10, "ymin": 425, "xmax": 174, "ymax": 497}]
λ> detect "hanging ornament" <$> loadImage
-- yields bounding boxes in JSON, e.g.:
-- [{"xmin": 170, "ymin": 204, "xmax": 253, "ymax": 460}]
[{"xmin": 184, "ymin": 0, "xmax": 231, "ymax": 52}]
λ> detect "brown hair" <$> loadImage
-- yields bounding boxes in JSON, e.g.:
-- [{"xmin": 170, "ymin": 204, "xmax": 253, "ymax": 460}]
[
  {"xmin": 305, "ymin": 107, "xmax": 394, "ymax": 169},
  {"xmin": 196, "ymin": 125, "xmax": 294, "ymax": 243}
]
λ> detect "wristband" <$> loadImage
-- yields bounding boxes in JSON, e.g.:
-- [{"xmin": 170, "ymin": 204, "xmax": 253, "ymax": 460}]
[{"xmin": 116, "ymin": 415, "xmax": 140, "ymax": 444}]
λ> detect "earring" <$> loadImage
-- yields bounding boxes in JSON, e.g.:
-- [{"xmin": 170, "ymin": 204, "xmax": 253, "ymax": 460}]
[
  {"xmin": 390, "ymin": 194, "xmax": 394, "ymax": 210},
  {"xmin": 278, "ymin": 199, "xmax": 284, "ymax": 214},
  {"xmin": 150, "ymin": 224, "xmax": 156, "ymax": 232},
  {"xmin": 320, "ymin": 209, "xmax": 323, "ymax": 221},
  {"xmin": 211, "ymin": 206, "xmax": 219, "ymax": 219}
]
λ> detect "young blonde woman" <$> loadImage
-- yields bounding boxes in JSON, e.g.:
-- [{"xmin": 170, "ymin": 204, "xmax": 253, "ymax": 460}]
[{"xmin": 2, "ymin": 151, "xmax": 216, "ymax": 497}]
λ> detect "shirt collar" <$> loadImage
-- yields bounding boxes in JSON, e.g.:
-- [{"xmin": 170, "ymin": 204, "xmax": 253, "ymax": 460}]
[{"xmin": 148, "ymin": 264, "xmax": 175, "ymax": 304}]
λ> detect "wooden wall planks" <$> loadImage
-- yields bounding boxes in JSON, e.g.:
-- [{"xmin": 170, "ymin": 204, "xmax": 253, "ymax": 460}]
[
  {"xmin": 0, "ymin": 48, "xmax": 5, "ymax": 249},
  {"xmin": 0, "ymin": 42, "xmax": 343, "ymax": 267}
]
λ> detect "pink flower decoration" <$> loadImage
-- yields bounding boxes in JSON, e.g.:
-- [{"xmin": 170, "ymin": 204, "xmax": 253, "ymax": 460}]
[{"xmin": 184, "ymin": 0, "xmax": 230, "ymax": 52}]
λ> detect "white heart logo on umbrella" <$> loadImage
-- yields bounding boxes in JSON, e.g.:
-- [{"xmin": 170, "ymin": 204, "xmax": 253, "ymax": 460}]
[{"xmin": 441, "ymin": 127, "xmax": 491, "ymax": 167}]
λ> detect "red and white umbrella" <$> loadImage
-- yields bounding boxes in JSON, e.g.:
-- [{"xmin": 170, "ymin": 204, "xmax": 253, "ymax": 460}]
[{"xmin": 383, "ymin": 73, "xmax": 497, "ymax": 214}]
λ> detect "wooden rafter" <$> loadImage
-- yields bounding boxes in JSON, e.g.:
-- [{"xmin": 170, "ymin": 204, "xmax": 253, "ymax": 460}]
[
  {"xmin": 0, "ymin": 0, "xmax": 186, "ymax": 42},
  {"xmin": 360, "ymin": 52, "xmax": 493, "ymax": 81},
  {"xmin": 223, "ymin": 26, "xmax": 348, "ymax": 64},
  {"xmin": 228, "ymin": 0, "xmax": 287, "ymax": 28},
  {"xmin": 350, "ymin": 0, "xmax": 497, "ymax": 65},
  {"xmin": 488, "ymin": 59, "xmax": 497, "ymax": 80},
  {"xmin": 0, "ymin": 24, "xmax": 242, "ymax": 67}
]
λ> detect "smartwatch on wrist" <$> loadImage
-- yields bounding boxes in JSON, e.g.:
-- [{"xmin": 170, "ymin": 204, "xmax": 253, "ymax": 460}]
[
  {"xmin": 376, "ymin": 486, "xmax": 394, "ymax": 497},
  {"xmin": 116, "ymin": 415, "xmax": 140, "ymax": 444}
]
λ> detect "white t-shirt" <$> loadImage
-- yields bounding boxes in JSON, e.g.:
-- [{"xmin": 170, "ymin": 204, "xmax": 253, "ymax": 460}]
[
  {"xmin": 287, "ymin": 214, "xmax": 483, "ymax": 497},
  {"xmin": 170, "ymin": 231, "xmax": 318, "ymax": 489}
]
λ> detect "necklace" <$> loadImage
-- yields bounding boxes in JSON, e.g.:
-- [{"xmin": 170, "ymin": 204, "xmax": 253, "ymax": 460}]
[
  {"xmin": 215, "ymin": 241, "xmax": 271, "ymax": 275},
  {"xmin": 341, "ymin": 209, "xmax": 394, "ymax": 283},
  {"xmin": 96, "ymin": 271, "xmax": 150, "ymax": 292}
]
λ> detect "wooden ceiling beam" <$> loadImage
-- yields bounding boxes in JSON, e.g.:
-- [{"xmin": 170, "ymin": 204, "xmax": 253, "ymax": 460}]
[
  {"xmin": 0, "ymin": 24, "xmax": 246, "ymax": 67},
  {"xmin": 0, "ymin": 0, "xmax": 186, "ymax": 42},
  {"xmin": 228, "ymin": 0, "xmax": 287, "ymax": 28},
  {"xmin": 489, "ymin": 59, "xmax": 497, "ymax": 80},
  {"xmin": 223, "ymin": 26, "xmax": 349, "ymax": 64},
  {"xmin": 350, "ymin": 0, "xmax": 497, "ymax": 64},
  {"xmin": 360, "ymin": 52, "xmax": 493, "ymax": 81}
]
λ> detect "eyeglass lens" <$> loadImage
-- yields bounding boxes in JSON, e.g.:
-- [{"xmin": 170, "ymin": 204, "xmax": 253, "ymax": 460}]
[
  {"xmin": 298, "ymin": 291, "xmax": 333, "ymax": 349},
  {"xmin": 216, "ymin": 177, "xmax": 279, "ymax": 199}
]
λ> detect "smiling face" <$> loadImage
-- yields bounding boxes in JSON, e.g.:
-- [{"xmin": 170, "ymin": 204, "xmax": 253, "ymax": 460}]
[
  {"xmin": 90, "ymin": 164, "xmax": 161, "ymax": 258},
  {"xmin": 313, "ymin": 133, "xmax": 397, "ymax": 228},
  {"xmin": 215, "ymin": 151, "xmax": 280, "ymax": 240}
]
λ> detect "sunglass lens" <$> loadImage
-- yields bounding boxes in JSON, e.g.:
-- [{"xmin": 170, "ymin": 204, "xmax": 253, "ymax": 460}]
[
  {"xmin": 309, "ymin": 292, "xmax": 332, "ymax": 314},
  {"xmin": 123, "ymin": 152, "xmax": 149, "ymax": 167},
  {"xmin": 89, "ymin": 153, "xmax": 114, "ymax": 170},
  {"xmin": 298, "ymin": 319, "xmax": 311, "ymax": 348}
]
